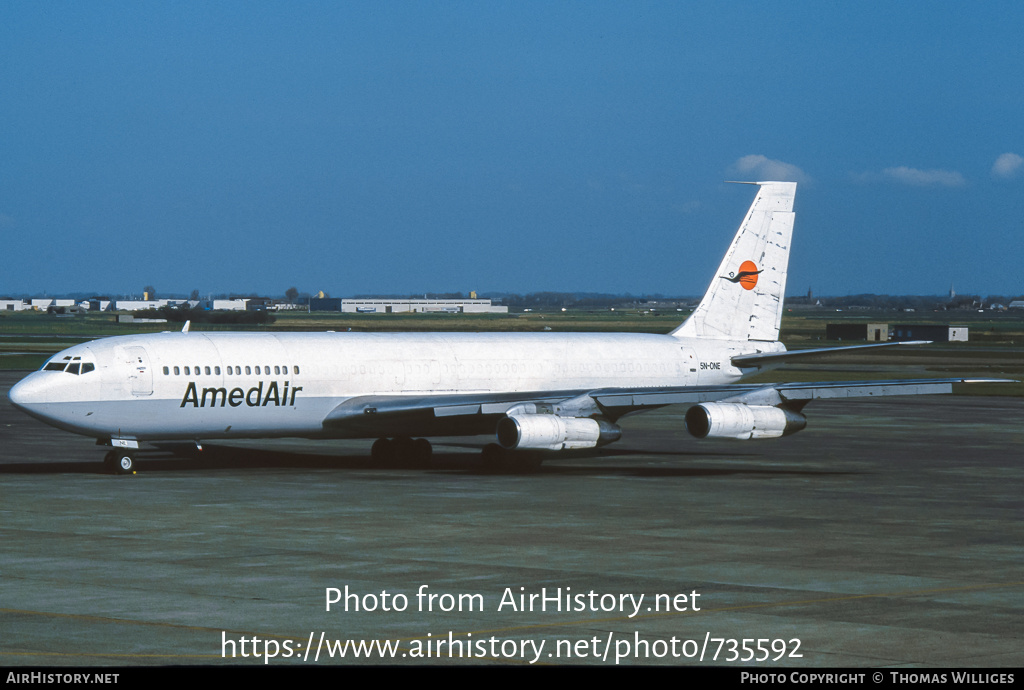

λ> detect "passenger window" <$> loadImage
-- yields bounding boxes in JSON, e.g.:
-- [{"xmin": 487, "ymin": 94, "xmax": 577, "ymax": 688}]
[
  {"xmin": 163, "ymin": 366, "xmax": 169, "ymax": 375},
  {"xmin": 215, "ymin": 366, "xmax": 221, "ymax": 375},
  {"xmin": 205, "ymin": 366, "xmax": 211, "ymax": 375},
  {"xmin": 274, "ymin": 366, "xmax": 280, "ymax": 375},
  {"xmin": 185, "ymin": 366, "xmax": 191, "ymax": 375},
  {"xmin": 245, "ymin": 366, "xmax": 251, "ymax": 375},
  {"xmin": 174, "ymin": 366, "xmax": 180, "ymax": 375},
  {"xmin": 293, "ymin": 366, "xmax": 300, "ymax": 375}
]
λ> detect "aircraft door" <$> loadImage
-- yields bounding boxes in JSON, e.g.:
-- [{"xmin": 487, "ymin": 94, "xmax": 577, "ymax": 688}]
[
  {"xmin": 679, "ymin": 347, "xmax": 699, "ymax": 383},
  {"xmin": 124, "ymin": 346, "xmax": 153, "ymax": 396}
]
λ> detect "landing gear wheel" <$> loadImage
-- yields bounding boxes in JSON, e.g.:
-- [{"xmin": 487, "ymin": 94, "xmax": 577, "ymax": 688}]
[
  {"xmin": 114, "ymin": 453, "xmax": 135, "ymax": 474},
  {"xmin": 412, "ymin": 438, "xmax": 433, "ymax": 465},
  {"xmin": 371, "ymin": 438, "xmax": 396, "ymax": 465}
]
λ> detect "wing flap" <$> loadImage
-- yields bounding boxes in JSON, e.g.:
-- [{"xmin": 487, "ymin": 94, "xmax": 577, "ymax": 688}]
[{"xmin": 775, "ymin": 380, "xmax": 954, "ymax": 400}]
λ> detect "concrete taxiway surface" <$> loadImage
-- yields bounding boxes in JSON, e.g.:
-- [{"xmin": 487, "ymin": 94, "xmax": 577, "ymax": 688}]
[{"xmin": 0, "ymin": 370, "xmax": 1021, "ymax": 666}]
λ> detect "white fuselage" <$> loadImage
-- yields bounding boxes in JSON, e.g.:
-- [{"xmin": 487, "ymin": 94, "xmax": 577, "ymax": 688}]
[{"xmin": 10, "ymin": 331, "xmax": 774, "ymax": 442}]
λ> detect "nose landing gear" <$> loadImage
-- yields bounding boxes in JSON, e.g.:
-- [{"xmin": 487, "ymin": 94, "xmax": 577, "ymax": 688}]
[{"xmin": 103, "ymin": 450, "xmax": 135, "ymax": 475}]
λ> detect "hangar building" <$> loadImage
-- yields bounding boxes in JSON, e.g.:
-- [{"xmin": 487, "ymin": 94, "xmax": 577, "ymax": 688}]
[
  {"xmin": 825, "ymin": 323, "xmax": 889, "ymax": 341},
  {"xmin": 892, "ymin": 325, "xmax": 968, "ymax": 342}
]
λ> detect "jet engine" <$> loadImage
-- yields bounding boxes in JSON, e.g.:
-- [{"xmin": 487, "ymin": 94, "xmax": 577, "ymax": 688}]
[
  {"xmin": 496, "ymin": 415, "xmax": 622, "ymax": 451},
  {"xmin": 684, "ymin": 403, "xmax": 806, "ymax": 440}
]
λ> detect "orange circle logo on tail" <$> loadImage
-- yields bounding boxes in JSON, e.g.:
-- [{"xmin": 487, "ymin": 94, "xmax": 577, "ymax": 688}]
[
  {"xmin": 737, "ymin": 260, "xmax": 760, "ymax": 290},
  {"xmin": 720, "ymin": 260, "xmax": 763, "ymax": 289}
]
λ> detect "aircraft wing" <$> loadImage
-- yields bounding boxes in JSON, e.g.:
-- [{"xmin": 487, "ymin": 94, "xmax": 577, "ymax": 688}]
[
  {"xmin": 321, "ymin": 377, "xmax": 1012, "ymax": 431},
  {"xmin": 589, "ymin": 377, "xmax": 1009, "ymax": 411}
]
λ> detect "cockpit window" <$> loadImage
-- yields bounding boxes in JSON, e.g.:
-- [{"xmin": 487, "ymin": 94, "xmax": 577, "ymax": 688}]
[{"xmin": 42, "ymin": 356, "xmax": 95, "ymax": 374}]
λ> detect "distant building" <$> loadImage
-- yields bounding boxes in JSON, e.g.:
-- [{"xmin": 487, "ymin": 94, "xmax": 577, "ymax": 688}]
[
  {"xmin": 340, "ymin": 299, "xmax": 508, "ymax": 314},
  {"xmin": 1, "ymin": 300, "xmax": 29, "ymax": 311},
  {"xmin": 114, "ymin": 299, "xmax": 186, "ymax": 311},
  {"xmin": 246, "ymin": 298, "xmax": 272, "ymax": 311},
  {"xmin": 309, "ymin": 298, "xmax": 343, "ymax": 312},
  {"xmin": 892, "ymin": 325, "xmax": 968, "ymax": 342},
  {"xmin": 31, "ymin": 299, "xmax": 75, "ymax": 310},
  {"xmin": 116, "ymin": 315, "xmax": 168, "ymax": 324},
  {"xmin": 211, "ymin": 299, "xmax": 248, "ymax": 311},
  {"xmin": 86, "ymin": 299, "xmax": 112, "ymax": 311},
  {"xmin": 825, "ymin": 323, "xmax": 888, "ymax": 341}
]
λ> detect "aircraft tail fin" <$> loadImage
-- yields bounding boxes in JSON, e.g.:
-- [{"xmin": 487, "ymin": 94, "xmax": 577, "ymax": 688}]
[{"xmin": 671, "ymin": 181, "xmax": 796, "ymax": 342}]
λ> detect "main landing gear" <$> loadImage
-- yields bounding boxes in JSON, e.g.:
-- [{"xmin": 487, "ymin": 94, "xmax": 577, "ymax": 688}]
[
  {"xmin": 371, "ymin": 437, "xmax": 433, "ymax": 466},
  {"xmin": 103, "ymin": 450, "xmax": 136, "ymax": 475}
]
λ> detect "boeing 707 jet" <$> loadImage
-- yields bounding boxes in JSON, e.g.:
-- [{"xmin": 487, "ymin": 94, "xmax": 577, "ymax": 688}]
[{"xmin": 8, "ymin": 181, "xmax": 1004, "ymax": 473}]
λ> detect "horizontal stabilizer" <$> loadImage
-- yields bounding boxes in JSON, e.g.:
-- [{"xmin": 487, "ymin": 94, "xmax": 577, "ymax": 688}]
[{"xmin": 731, "ymin": 341, "xmax": 932, "ymax": 367}]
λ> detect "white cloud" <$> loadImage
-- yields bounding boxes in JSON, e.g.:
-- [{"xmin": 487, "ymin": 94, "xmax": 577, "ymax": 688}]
[
  {"xmin": 881, "ymin": 166, "xmax": 966, "ymax": 187},
  {"xmin": 731, "ymin": 155, "xmax": 809, "ymax": 183},
  {"xmin": 991, "ymin": 152, "xmax": 1023, "ymax": 179}
]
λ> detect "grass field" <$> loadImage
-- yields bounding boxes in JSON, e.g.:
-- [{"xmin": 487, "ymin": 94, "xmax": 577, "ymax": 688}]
[{"xmin": 2, "ymin": 308, "xmax": 1021, "ymax": 395}]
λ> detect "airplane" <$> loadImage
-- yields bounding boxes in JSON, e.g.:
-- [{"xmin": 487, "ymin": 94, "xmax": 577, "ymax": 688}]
[{"xmin": 8, "ymin": 181, "xmax": 1007, "ymax": 474}]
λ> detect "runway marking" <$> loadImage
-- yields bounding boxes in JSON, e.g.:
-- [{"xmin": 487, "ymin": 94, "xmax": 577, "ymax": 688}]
[{"xmin": 2, "ymin": 580, "xmax": 1021, "ymax": 662}]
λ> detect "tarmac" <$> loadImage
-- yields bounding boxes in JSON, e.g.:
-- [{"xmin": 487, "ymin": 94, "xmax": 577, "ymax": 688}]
[{"xmin": 0, "ymin": 370, "xmax": 1021, "ymax": 667}]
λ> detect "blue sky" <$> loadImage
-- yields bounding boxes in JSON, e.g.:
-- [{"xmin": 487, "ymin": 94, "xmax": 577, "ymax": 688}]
[{"xmin": 2, "ymin": 1, "xmax": 1022, "ymax": 298}]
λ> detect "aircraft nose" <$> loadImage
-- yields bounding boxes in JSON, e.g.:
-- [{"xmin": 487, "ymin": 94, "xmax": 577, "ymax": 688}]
[{"xmin": 8, "ymin": 373, "xmax": 50, "ymax": 411}]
